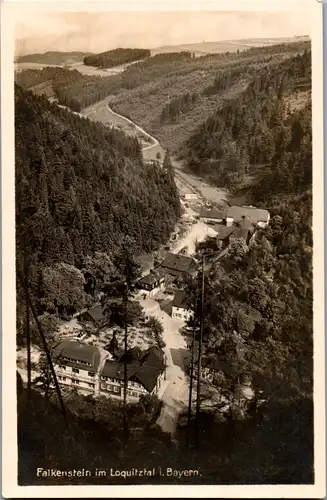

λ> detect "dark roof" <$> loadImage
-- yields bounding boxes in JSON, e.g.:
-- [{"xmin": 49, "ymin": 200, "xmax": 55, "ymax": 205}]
[
  {"xmin": 101, "ymin": 359, "xmax": 141, "ymax": 380},
  {"xmin": 53, "ymin": 341, "xmax": 101, "ymax": 370},
  {"xmin": 161, "ymin": 252, "xmax": 196, "ymax": 275},
  {"xmin": 216, "ymin": 226, "xmax": 236, "ymax": 241},
  {"xmin": 199, "ymin": 208, "xmax": 226, "ymax": 220},
  {"xmin": 133, "ymin": 366, "xmax": 163, "ymax": 393},
  {"xmin": 82, "ymin": 304, "xmax": 105, "ymax": 323},
  {"xmin": 172, "ymin": 290, "xmax": 190, "ymax": 310},
  {"xmin": 138, "ymin": 269, "xmax": 165, "ymax": 286},
  {"xmin": 227, "ymin": 206, "xmax": 269, "ymax": 224},
  {"xmin": 100, "ymin": 346, "xmax": 166, "ymax": 392},
  {"xmin": 232, "ymin": 227, "xmax": 250, "ymax": 241},
  {"xmin": 142, "ymin": 346, "xmax": 165, "ymax": 369}
]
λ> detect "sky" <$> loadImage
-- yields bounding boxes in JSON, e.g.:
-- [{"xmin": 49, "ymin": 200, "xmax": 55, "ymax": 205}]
[{"xmin": 15, "ymin": 10, "xmax": 310, "ymax": 56}]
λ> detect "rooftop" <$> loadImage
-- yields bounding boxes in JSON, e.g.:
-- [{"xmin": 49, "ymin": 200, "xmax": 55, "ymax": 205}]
[
  {"xmin": 53, "ymin": 341, "xmax": 101, "ymax": 370},
  {"xmin": 227, "ymin": 206, "xmax": 270, "ymax": 224},
  {"xmin": 161, "ymin": 252, "xmax": 196, "ymax": 275},
  {"xmin": 100, "ymin": 346, "xmax": 166, "ymax": 392},
  {"xmin": 199, "ymin": 208, "xmax": 226, "ymax": 220},
  {"xmin": 137, "ymin": 269, "xmax": 165, "ymax": 286},
  {"xmin": 83, "ymin": 304, "xmax": 105, "ymax": 323},
  {"xmin": 172, "ymin": 289, "xmax": 191, "ymax": 310},
  {"xmin": 216, "ymin": 225, "xmax": 236, "ymax": 241}
]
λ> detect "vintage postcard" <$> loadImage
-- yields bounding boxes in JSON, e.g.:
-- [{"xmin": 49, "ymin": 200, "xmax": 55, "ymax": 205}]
[{"xmin": 1, "ymin": 0, "xmax": 325, "ymax": 497}]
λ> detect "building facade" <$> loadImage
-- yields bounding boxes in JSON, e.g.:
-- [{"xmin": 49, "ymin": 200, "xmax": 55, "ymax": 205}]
[
  {"xmin": 53, "ymin": 341, "xmax": 103, "ymax": 395},
  {"xmin": 171, "ymin": 290, "xmax": 193, "ymax": 323}
]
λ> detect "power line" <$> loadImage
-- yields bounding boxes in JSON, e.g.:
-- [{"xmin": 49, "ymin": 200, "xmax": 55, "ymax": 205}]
[
  {"xmin": 17, "ymin": 266, "xmax": 66, "ymax": 419},
  {"xmin": 195, "ymin": 253, "xmax": 205, "ymax": 449}
]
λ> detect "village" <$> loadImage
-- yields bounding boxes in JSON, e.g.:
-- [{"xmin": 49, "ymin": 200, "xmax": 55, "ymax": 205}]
[{"xmin": 17, "ymin": 188, "xmax": 270, "ymax": 432}]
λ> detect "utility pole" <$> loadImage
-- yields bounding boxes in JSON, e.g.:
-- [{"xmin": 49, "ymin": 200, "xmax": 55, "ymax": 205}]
[
  {"xmin": 187, "ymin": 275, "xmax": 199, "ymax": 444},
  {"xmin": 123, "ymin": 281, "xmax": 128, "ymax": 441},
  {"xmin": 17, "ymin": 267, "xmax": 66, "ymax": 419},
  {"xmin": 24, "ymin": 251, "xmax": 31, "ymax": 393},
  {"xmin": 187, "ymin": 316, "xmax": 197, "ymax": 444},
  {"xmin": 195, "ymin": 253, "xmax": 205, "ymax": 449}
]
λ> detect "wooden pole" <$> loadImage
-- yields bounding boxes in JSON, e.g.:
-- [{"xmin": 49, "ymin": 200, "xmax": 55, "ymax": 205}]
[
  {"xmin": 187, "ymin": 285, "xmax": 199, "ymax": 444},
  {"xmin": 123, "ymin": 282, "xmax": 128, "ymax": 440},
  {"xmin": 24, "ymin": 254, "xmax": 31, "ymax": 393},
  {"xmin": 195, "ymin": 253, "xmax": 205, "ymax": 449},
  {"xmin": 17, "ymin": 267, "xmax": 66, "ymax": 418}
]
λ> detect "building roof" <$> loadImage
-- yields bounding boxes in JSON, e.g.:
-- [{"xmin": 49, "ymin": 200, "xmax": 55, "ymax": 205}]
[
  {"xmin": 199, "ymin": 208, "xmax": 226, "ymax": 220},
  {"xmin": 161, "ymin": 252, "xmax": 196, "ymax": 275},
  {"xmin": 142, "ymin": 346, "xmax": 165, "ymax": 369},
  {"xmin": 216, "ymin": 225, "xmax": 236, "ymax": 241},
  {"xmin": 227, "ymin": 206, "xmax": 270, "ymax": 224},
  {"xmin": 172, "ymin": 289, "xmax": 190, "ymax": 310},
  {"xmin": 232, "ymin": 227, "xmax": 250, "ymax": 241},
  {"xmin": 133, "ymin": 365, "xmax": 163, "ymax": 393},
  {"xmin": 100, "ymin": 346, "xmax": 165, "ymax": 392},
  {"xmin": 101, "ymin": 359, "xmax": 141, "ymax": 380},
  {"xmin": 83, "ymin": 304, "xmax": 105, "ymax": 323},
  {"xmin": 53, "ymin": 341, "xmax": 101, "ymax": 370},
  {"xmin": 137, "ymin": 269, "xmax": 165, "ymax": 286}
]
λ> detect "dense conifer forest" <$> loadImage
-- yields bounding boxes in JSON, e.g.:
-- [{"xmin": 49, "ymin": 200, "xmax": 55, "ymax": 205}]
[
  {"xmin": 83, "ymin": 48, "xmax": 151, "ymax": 68},
  {"xmin": 16, "ymin": 40, "xmax": 314, "ymax": 486},
  {"xmin": 15, "ymin": 84, "xmax": 180, "ymax": 323},
  {"xmin": 16, "ymin": 51, "xmax": 92, "ymax": 65},
  {"xmin": 183, "ymin": 50, "xmax": 311, "ymax": 192}
]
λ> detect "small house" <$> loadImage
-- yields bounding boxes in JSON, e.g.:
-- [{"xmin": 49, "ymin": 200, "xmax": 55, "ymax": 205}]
[
  {"xmin": 136, "ymin": 269, "xmax": 165, "ymax": 297},
  {"xmin": 184, "ymin": 193, "xmax": 198, "ymax": 201},
  {"xmin": 159, "ymin": 252, "xmax": 197, "ymax": 281},
  {"xmin": 171, "ymin": 290, "xmax": 193, "ymax": 323},
  {"xmin": 78, "ymin": 304, "xmax": 106, "ymax": 326}
]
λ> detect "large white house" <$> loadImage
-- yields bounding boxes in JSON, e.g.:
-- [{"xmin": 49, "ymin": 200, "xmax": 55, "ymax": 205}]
[
  {"xmin": 226, "ymin": 206, "xmax": 270, "ymax": 228},
  {"xmin": 53, "ymin": 341, "xmax": 104, "ymax": 395}
]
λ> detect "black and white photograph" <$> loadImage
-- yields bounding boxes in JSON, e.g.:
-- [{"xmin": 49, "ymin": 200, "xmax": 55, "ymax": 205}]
[{"xmin": 1, "ymin": 0, "xmax": 325, "ymax": 497}]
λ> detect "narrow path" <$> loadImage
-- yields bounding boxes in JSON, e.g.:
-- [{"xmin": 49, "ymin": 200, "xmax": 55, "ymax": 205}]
[{"xmin": 107, "ymin": 104, "xmax": 159, "ymax": 151}]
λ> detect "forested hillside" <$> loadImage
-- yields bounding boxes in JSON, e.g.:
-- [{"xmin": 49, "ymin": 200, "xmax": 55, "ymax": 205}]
[
  {"xmin": 17, "ymin": 51, "xmax": 92, "ymax": 65},
  {"xmin": 183, "ymin": 49, "xmax": 311, "ymax": 192},
  {"xmin": 83, "ymin": 48, "xmax": 150, "ymax": 68},
  {"xmin": 15, "ymin": 85, "xmax": 180, "ymax": 322},
  {"xmin": 111, "ymin": 41, "xmax": 310, "ymax": 150}
]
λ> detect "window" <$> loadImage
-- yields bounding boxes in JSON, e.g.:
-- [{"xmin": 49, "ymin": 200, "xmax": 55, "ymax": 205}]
[
  {"xmin": 60, "ymin": 365, "xmax": 66, "ymax": 370},
  {"xmin": 72, "ymin": 368, "xmax": 79, "ymax": 373},
  {"xmin": 132, "ymin": 391, "xmax": 138, "ymax": 397},
  {"xmin": 62, "ymin": 377, "xmax": 66, "ymax": 381},
  {"xmin": 101, "ymin": 376, "xmax": 107, "ymax": 381},
  {"xmin": 72, "ymin": 379, "xmax": 80, "ymax": 385},
  {"xmin": 88, "ymin": 383, "xmax": 95, "ymax": 389},
  {"xmin": 88, "ymin": 372, "xmax": 95, "ymax": 377},
  {"xmin": 100, "ymin": 382, "xmax": 106, "ymax": 390},
  {"xmin": 113, "ymin": 386, "xmax": 119, "ymax": 393}
]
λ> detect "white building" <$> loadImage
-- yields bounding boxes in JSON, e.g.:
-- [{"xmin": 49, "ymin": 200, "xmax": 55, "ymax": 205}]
[
  {"xmin": 184, "ymin": 193, "xmax": 198, "ymax": 201},
  {"xmin": 53, "ymin": 341, "xmax": 104, "ymax": 395},
  {"xmin": 171, "ymin": 290, "xmax": 193, "ymax": 323},
  {"xmin": 226, "ymin": 206, "xmax": 270, "ymax": 228}
]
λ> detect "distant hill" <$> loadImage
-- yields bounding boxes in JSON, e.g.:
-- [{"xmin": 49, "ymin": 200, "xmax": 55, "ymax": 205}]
[
  {"xmin": 16, "ymin": 51, "xmax": 93, "ymax": 65},
  {"xmin": 151, "ymin": 36, "xmax": 310, "ymax": 56},
  {"xmin": 83, "ymin": 48, "xmax": 151, "ymax": 68}
]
